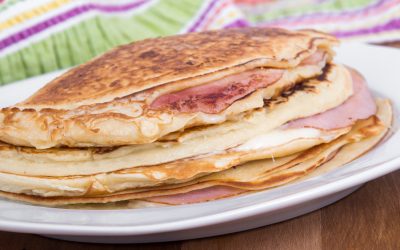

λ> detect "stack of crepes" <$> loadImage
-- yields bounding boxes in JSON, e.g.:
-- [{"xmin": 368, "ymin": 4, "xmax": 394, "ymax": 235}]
[{"xmin": 0, "ymin": 28, "xmax": 392, "ymax": 207}]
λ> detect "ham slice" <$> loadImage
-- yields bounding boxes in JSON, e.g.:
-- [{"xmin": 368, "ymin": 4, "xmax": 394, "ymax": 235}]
[
  {"xmin": 287, "ymin": 68, "xmax": 376, "ymax": 130},
  {"xmin": 145, "ymin": 186, "xmax": 245, "ymax": 205},
  {"xmin": 150, "ymin": 69, "xmax": 284, "ymax": 114},
  {"xmin": 300, "ymin": 50, "xmax": 326, "ymax": 66}
]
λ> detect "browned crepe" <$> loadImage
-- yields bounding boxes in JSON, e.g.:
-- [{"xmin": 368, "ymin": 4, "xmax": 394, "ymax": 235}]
[{"xmin": 22, "ymin": 28, "xmax": 336, "ymax": 107}]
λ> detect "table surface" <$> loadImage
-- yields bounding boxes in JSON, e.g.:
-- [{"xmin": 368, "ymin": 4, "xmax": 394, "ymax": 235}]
[{"xmin": 1, "ymin": 43, "xmax": 400, "ymax": 250}]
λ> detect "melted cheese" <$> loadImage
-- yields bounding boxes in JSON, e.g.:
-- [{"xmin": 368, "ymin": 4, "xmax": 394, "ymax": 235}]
[{"xmin": 236, "ymin": 128, "xmax": 337, "ymax": 151}]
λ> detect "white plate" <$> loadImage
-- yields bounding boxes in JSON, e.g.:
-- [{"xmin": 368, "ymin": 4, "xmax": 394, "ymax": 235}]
[{"xmin": 0, "ymin": 43, "xmax": 399, "ymax": 244}]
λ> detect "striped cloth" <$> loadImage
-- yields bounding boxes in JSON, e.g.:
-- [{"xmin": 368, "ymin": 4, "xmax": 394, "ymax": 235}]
[
  {"xmin": 235, "ymin": 0, "xmax": 400, "ymax": 43},
  {"xmin": 0, "ymin": 0, "xmax": 247, "ymax": 85},
  {"xmin": 0, "ymin": 0, "xmax": 399, "ymax": 86}
]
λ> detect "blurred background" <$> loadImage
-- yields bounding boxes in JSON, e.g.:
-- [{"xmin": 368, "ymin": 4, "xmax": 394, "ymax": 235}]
[{"xmin": 0, "ymin": 0, "xmax": 399, "ymax": 86}]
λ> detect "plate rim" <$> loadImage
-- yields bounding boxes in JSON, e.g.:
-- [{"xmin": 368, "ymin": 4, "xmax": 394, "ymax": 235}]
[{"xmin": 0, "ymin": 156, "xmax": 398, "ymax": 236}]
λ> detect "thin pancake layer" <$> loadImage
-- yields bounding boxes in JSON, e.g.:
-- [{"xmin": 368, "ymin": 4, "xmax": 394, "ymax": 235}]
[
  {"xmin": 0, "ymin": 127, "xmax": 348, "ymax": 197},
  {"xmin": 0, "ymin": 64, "xmax": 352, "ymax": 177},
  {"xmin": 0, "ymin": 99, "xmax": 390, "ymax": 206},
  {"xmin": 0, "ymin": 28, "xmax": 337, "ymax": 149}
]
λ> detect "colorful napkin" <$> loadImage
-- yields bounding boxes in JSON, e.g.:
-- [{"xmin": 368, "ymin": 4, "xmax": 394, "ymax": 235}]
[{"xmin": 235, "ymin": 0, "xmax": 400, "ymax": 43}]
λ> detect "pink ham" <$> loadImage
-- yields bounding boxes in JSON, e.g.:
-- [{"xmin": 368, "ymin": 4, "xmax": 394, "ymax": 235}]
[
  {"xmin": 300, "ymin": 50, "xmax": 326, "ymax": 66},
  {"xmin": 287, "ymin": 67, "xmax": 376, "ymax": 130},
  {"xmin": 145, "ymin": 186, "xmax": 245, "ymax": 205},
  {"xmin": 150, "ymin": 69, "xmax": 284, "ymax": 114}
]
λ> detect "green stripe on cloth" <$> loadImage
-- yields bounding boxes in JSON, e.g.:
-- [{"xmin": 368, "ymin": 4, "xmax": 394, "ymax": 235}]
[
  {"xmin": 52, "ymin": 29, "xmax": 74, "ymax": 68},
  {"xmin": 0, "ymin": 0, "xmax": 204, "ymax": 85},
  {"xmin": 247, "ymin": 0, "xmax": 377, "ymax": 23},
  {"xmin": 66, "ymin": 25, "xmax": 94, "ymax": 64},
  {"xmin": 5, "ymin": 51, "xmax": 26, "ymax": 82},
  {"xmin": 20, "ymin": 46, "xmax": 42, "ymax": 78}
]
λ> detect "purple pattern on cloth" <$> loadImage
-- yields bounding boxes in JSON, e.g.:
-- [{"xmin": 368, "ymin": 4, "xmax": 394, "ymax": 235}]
[
  {"xmin": 187, "ymin": 0, "xmax": 219, "ymax": 32},
  {"xmin": 333, "ymin": 18, "xmax": 400, "ymax": 37},
  {"xmin": 264, "ymin": 0, "xmax": 390, "ymax": 24},
  {"xmin": 0, "ymin": 0, "xmax": 149, "ymax": 52},
  {"xmin": 223, "ymin": 19, "xmax": 249, "ymax": 29}
]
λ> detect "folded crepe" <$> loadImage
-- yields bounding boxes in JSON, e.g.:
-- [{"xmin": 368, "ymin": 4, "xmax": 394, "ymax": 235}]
[
  {"xmin": 0, "ymin": 28, "xmax": 337, "ymax": 149},
  {"xmin": 0, "ymin": 28, "xmax": 392, "ymax": 207}
]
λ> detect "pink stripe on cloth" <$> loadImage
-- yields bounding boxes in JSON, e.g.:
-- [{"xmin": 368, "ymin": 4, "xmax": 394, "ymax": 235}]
[
  {"xmin": 262, "ymin": 0, "xmax": 398, "ymax": 27},
  {"xmin": 200, "ymin": 0, "xmax": 249, "ymax": 30},
  {"xmin": 0, "ymin": 0, "xmax": 149, "ymax": 52},
  {"xmin": 333, "ymin": 17, "xmax": 400, "ymax": 37}
]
